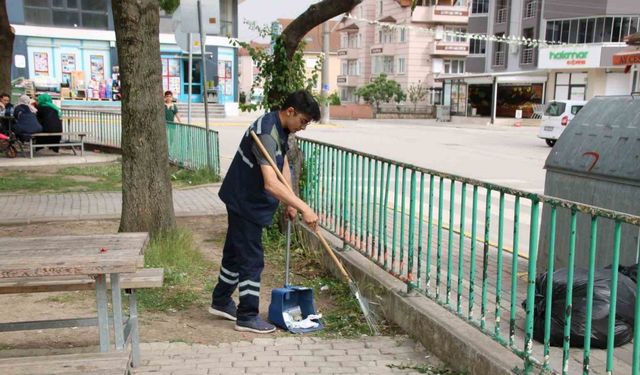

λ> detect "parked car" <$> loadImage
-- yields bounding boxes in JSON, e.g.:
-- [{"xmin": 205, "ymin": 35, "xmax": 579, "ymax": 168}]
[{"xmin": 538, "ymin": 100, "xmax": 587, "ymax": 147}]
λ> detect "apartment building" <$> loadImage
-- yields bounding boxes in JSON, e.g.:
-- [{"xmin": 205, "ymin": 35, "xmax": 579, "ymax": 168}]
[
  {"xmin": 443, "ymin": 0, "xmax": 639, "ymax": 120},
  {"xmin": 8, "ymin": 0, "xmax": 239, "ymax": 104},
  {"xmin": 335, "ymin": 0, "xmax": 471, "ymax": 105}
]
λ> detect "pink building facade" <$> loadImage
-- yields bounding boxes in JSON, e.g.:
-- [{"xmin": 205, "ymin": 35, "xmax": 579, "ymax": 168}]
[{"xmin": 336, "ymin": 0, "xmax": 471, "ymax": 105}]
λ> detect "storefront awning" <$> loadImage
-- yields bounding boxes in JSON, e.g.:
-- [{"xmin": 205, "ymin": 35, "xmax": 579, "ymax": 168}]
[
  {"xmin": 612, "ymin": 48, "xmax": 640, "ymax": 65},
  {"xmin": 437, "ymin": 70, "xmax": 548, "ymax": 84}
]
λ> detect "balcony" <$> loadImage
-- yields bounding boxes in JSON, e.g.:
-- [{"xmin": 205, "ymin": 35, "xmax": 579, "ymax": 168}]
[
  {"xmin": 431, "ymin": 41, "xmax": 469, "ymax": 56},
  {"xmin": 495, "ymin": 8, "xmax": 508, "ymax": 24},
  {"xmin": 336, "ymin": 75, "xmax": 360, "ymax": 87},
  {"xmin": 337, "ymin": 48, "xmax": 359, "ymax": 60},
  {"xmin": 411, "ymin": 5, "xmax": 470, "ymax": 24}
]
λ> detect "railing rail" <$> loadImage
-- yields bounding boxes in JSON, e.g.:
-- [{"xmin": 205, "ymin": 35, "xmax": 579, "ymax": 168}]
[
  {"xmin": 298, "ymin": 137, "xmax": 640, "ymax": 375},
  {"xmin": 61, "ymin": 109, "xmax": 220, "ymax": 175}
]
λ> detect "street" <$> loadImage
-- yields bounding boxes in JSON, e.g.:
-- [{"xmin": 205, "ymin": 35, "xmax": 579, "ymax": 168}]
[{"xmin": 213, "ymin": 118, "xmax": 551, "ymax": 194}]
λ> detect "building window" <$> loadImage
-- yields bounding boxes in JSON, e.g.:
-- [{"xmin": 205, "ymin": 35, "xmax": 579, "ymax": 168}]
[
  {"xmin": 378, "ymin": 27, "xmax": 395, "ymax": 44},
  {"xmin": 521, "ymin": 28, "xmax": 535, "ymax": 65},
  {"xmin": 341, "ymin": 87, "xmax": 356, "ymax": 102},
  {"xmin": 444, "ymin": 59, "xmax": 465, "ymax": 74},
  {"xmin": 496, "ymin": 0, "xmax": 508, "ymax": 24},
  {"xmin": 399, "ymin": 28, "xmax": 406, "ymax": 43},
  {"xmin": 373, "ymin": 56, "xmax": 395, "ymax": 74},
  {"xmin": 347, "ymin": 59, "xmax": 360, "ymax": 76},
  {"xmin": 397, "ymin": 57, "xmax": 406, "ymax": 74},
  {"xmin": 445, "ymin": 26, "xmax": 467, "ymax": 42},
  {"xmin": 24, "ymin": 0, "xmax": 109, "ymax": 29},
  {"xmin": 378, "ymin": 0, "xmax": 383, "ymax": 17},
  {"xmin": 545, "ymin": 16, "xmax": 640, "ymax": 44},
  {"xmin": 341, "ymin": 61, "xmax": 348, "ymax": 75},
  {"xmin": 347, "ymin": 33, "xmax": 361, "ymax": 48},
  {"xmin": 493, "ymin": 33, "xmax": 506, "ymax": 67},
  {"xmin": 469, "ymin": 39, "xmax": 486, "ymax": 55},
  {"xmin": 554, "ymin": 72, "xmax": 587, "ymax": 101},
  {"xmin": 472, "ymin": 0, "xmax": 489, "ymax": 14},
  {"xmin": 524, "ymin": 0, "xmax": 537, "ymax": 19}
]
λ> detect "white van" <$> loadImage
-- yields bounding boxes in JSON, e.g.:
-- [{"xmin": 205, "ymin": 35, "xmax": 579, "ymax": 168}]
[{"xmin": 537, "ymin": 100, "xmax": 587, "ymax": 147}]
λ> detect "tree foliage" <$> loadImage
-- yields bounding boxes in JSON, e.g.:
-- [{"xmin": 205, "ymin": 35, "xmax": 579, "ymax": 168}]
[
  {"xmin": 355, "ymin": 74, "xmax": 405, "ymax": 113},
  {"xmin": 232, "ymin": 22, "xmax": 323, "ymax": 112},
  {"xmin": 407, "ymin": 81, "xmax": 427, "ymax": 112}
]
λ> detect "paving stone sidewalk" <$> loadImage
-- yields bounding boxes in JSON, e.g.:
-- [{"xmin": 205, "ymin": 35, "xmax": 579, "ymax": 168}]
[
  {"xmin": 0, "ymin": 185, "xmax": 225, "ymax": 224},
  {"xmin": 133, "ymin": 337, "xmax": 434, "ymax": 375}
]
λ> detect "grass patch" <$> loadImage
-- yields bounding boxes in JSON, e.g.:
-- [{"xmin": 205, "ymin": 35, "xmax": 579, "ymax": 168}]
[
  {"xmin": 171, "ymin": 167, "xmax": 220, "ymax": 187},
  {"xmin": 0, "ymin": 162, "xmax": 219, "ymax": 194},
  {"xmin": 137, "ymin": 229, "xmax": 214, "ymax": 312},
  {"xmin": 387, "ymin": 363, "xmax": 467, "ymax": 375}
]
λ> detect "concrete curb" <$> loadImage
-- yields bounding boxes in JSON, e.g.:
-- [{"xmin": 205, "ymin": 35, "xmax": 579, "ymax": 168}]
[{"xmin": 296, "ymin": 224, "xmax": 523, "ymax": 375}]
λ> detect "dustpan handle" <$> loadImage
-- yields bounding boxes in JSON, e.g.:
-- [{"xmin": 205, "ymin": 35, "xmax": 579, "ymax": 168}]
[{"xmin": 285, "ymin": 219, "xmax": 291, "ymax": 287}]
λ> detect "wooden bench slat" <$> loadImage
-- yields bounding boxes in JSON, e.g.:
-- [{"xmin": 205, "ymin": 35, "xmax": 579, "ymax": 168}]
[
  {"xmin": 31, "ymin": 132, "xmax": 89, "ymax": 137},
  {"xmin": 0, "ymin": 268, "xmax": 164, "ymax": 294},
  {"xmin": 0, "ymin": 350, "xmax": 130, "ymax": 375}
]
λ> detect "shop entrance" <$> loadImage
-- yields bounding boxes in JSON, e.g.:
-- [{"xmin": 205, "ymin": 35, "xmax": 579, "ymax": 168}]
[
  {"xmin": 468, "ymin": 84, "xmax": 493, "ymax": 117},
  {"xmin": 181, "ymin": 59, "xmax": 203, "ymax": 103}
]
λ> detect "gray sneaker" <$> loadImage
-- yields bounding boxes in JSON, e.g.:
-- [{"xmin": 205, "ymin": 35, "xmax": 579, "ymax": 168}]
[
  {"xmin": 208, "ymin": 301, "xmax": 237, "ymax": 321},
  {"xmin": 235, "ymin": 316, "xmax": 276, "ymax": 334}
]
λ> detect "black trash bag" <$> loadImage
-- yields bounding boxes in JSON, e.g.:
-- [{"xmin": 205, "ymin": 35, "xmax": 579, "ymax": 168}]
[
  {"xmin": 617, "ymin": 263, "xmax": 638, "ymax": 284},
  {"xmin": 522, "ymin": 267, "xmax": 636, "ymax": 348}
]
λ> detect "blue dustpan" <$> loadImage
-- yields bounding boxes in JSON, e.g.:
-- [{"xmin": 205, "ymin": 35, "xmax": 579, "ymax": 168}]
[{"xmin": 268, "ymin": 220, "xmax": 323, "ymax": 334}]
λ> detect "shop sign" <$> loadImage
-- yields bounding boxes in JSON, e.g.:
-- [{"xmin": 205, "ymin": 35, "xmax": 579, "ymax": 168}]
[
  {"xmin": 370, "ymin": 47, "xmax": 383, "ymax": 54},
  {"xmin": 434, "ymin": 9, "xmax": 469, "ymax": 17},
  {"xmin": 337, "ymin": 76, "xmax": 347, "ymax": 83},
  {"xmin": 612, "ymin": 50, "xmax": 640, "ymax": 65},
  {"xmin": 538, "ymin": 46, "xmax": 602, "ymax": 68},
  {"xmin": 337, "ymin": 50, "xmax": 347, "ymax": 56},
  {"xmin": 436, "ymin": 45, "xmax": 468, "ymax": 52}
]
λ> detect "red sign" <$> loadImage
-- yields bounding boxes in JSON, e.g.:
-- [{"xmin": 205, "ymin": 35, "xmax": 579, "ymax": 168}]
[{"xmin": 613, "ymin": 50, "xmax": 640, "ymax": 65}]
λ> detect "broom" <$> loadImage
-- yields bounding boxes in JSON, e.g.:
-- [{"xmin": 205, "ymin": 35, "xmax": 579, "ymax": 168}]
[{"xmin": 250, "ymin": 130, "xmax": 380, "ymax": 335}]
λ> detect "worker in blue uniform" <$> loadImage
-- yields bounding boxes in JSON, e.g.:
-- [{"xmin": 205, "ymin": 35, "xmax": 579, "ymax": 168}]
[{"xmin": 209, "ymin": 90, "xmax": 321, "ymax": 333}]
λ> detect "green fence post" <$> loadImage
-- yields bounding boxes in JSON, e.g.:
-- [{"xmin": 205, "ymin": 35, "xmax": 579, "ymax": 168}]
[
  {"xmin": 400, "ymin": 168, "xmax": 407, "ymax": 276},
  {"xmin": 606, "ymin": 221, "xmax": 623, "ymax": 373},
  {"xmin": 509, "ymin": 196, "xmax": 521, "ymax": 348},
  {"xmin": 561, "ymin": 209, "xmax": 578, "ymax": 375},
  {"xmin": 426, "ymin": 175, "xmax": 435, "ymax": 294},
  {"xmin": 407, "ymin": 170, "xmax": 417, "ymax": 291},
  {"xmin": 582, "ymin": 216, "xmax": 598, "ymax": 375},
  {"xmin": 495, "ymin": 192, "xmax": 505, "ymax": 339},
  {"xmin": 446, "ymin": 180, "xmax": 456, "ymax": 306},
  {"xmin": 436, "ymin": 177, "xmax": 444, "ymax": 301},
  {"xmin": 523, "ymin": 198, "xmax": 541, "ymax": 374},
  {"xmin": 456, "ymin": 182, "xmax": 467, "ymax": 315},
  {"xmin": 468, "ymin": 185, "xmax": 479, "ymax": 320},
  {"xmin": 418, "ymin": 173, "xmax": 425, "ymax": 291},
  {"xmin": 481, "ymin": 189, "xmax": 492, "ymax": 330}
]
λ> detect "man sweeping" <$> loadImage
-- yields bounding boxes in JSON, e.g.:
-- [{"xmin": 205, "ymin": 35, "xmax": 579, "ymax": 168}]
[{"xmin": 209, "ymin": 90, "xmax": 321, "ymax": 333}]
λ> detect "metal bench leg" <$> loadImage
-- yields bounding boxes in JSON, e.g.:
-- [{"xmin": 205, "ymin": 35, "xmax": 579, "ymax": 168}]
[
  {"xmin": 95, "ymin": 274, "xmax": 110, "ymax": 351},
  {"xmin": 128, "ymin": 289, "xmax": 140, "ymax": 367},
  {"xmin": 81, "ymin": 138, "xmax": 84, "ymax": 156},
  {"xmin": 29, "ymin": 139, "xmax": 33, "ymax": 159},
  {"xmin": 111, "ymin": 273, "xmax": 125, "ymax": 350}
]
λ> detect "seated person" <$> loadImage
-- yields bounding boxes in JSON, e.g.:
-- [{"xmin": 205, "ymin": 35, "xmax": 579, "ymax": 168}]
[
  {"xmin": 36, "ymin": 94, "xmax": 63, "ymax": 152},
  {"xmin": 13, "ymin": 95, "xmax": 42, "ymax": 142}
]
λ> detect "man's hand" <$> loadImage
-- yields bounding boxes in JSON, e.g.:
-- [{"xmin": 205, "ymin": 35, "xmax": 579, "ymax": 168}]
[
  {"xmin": 285, "ymin": 206, "xmax": 298, "ymax": 220},
  {"xmin": 301, "ymin": 208, "xmax": 319, "ymax": 231}
]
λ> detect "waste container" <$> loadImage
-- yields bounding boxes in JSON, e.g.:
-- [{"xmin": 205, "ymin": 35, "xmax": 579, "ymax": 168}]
[
  {"xmin": 537, "ymin": 95, "xmax": 640, "ymax": 272},
  {"xmin": 436, "ymin": 105, "xmax": 451, "ymax": 122}
]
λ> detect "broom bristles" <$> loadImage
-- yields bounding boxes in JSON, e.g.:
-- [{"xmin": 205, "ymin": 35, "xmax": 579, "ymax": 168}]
[{"xmin": 349, "ymin": 281, "xmax": 380, "ymax": 336}]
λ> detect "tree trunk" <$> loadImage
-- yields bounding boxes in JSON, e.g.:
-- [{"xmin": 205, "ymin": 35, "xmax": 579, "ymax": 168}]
[
  {"xmin": 0, "ymin": 0, "xmax": 15, "ymax": 95},
  {"xmin": 113, "ymin": 0, "xmax": 176, "ymax": 236}
]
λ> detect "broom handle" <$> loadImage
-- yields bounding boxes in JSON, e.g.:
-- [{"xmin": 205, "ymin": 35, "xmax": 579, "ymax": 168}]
[{"xmin": 250, "ymin": 130, "xmax": 353, "ymax": 282}]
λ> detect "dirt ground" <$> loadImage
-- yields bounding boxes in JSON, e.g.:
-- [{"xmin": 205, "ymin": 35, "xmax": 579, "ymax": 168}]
[{"xmin": 0, "ymin": 215, "xmax": 342, "ymax": 357}]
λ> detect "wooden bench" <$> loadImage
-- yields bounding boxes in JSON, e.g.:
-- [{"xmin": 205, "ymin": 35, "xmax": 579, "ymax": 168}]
[
  {"xmin": 0, "ymin": 351, "xmax": 131, "ymax": 375},
  {"xmin": 0, "ymin": 268, "xmax": 163, "ymax": 368},
  {"xmin": 29, "ymin": 132, "xmax": 88, "ymax": 158}
]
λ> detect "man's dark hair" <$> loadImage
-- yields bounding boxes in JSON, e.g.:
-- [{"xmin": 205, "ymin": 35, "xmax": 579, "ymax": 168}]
[
  {"xmin": 164, "ymin": 91, "xmax": 173, "ymax": 96},
  {"xmin": 0, "ymin": 93, "xmax": 9, "ymax": 99},
  {"xmin": 281, "ymin": 90, "xmax": 321, "ymax": 122}
]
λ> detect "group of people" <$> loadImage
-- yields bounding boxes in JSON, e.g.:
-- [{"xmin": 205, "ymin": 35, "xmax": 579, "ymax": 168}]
[{"xmin": 0, "ymin": 93, "xmax": 63, "ymax": 151}]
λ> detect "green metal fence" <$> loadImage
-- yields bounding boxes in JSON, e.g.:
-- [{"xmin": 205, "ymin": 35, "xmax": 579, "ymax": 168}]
[
  {"xmin": 61, "ymin": 109, "xmax": 220, "ymax": 175},
  {"xmin": 298, "ymin": 138, "xmax": 640, "ymax": 375}
]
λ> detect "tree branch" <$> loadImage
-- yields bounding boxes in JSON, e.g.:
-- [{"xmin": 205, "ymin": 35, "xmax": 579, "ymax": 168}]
[{"xmin": 280, "ymin": 0, "xmax": 363, "ymax": 60}]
